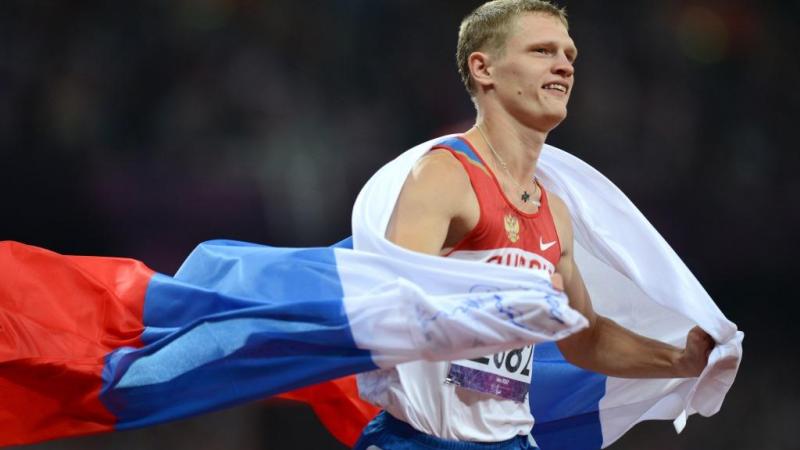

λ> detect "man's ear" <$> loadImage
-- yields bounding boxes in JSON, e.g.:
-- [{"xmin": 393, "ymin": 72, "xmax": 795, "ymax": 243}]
[{"xmin": 468, "ymin": 51, "xmax": 494, "ymax": 91}]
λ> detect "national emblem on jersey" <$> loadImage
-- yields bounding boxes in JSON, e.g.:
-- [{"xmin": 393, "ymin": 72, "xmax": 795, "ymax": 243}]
[{"xmin": 504, "ymin": 214, "xmax": 520, "ymax": 243}]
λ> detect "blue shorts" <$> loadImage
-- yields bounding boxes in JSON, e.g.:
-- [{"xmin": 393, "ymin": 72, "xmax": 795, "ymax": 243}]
[{"xmin": 353, "ymin": 411, "xmax": 539, "ymax": 450}]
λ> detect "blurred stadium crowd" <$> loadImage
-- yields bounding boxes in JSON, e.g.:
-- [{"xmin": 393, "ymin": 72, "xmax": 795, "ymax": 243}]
[{"xmin": 1, "ymin": 1, "xmax": 798, "ymax": 449}]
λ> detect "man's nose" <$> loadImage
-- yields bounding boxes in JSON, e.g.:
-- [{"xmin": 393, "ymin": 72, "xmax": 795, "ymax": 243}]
[{"xmin": 553, "ymin": 53, "xmax": 574, "ymax": 78}]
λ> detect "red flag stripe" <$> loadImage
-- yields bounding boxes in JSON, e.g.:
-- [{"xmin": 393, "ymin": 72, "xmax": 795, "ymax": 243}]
[{"xmin": 0, "ymin": 242, "xmax": 153, "ymax": 446}]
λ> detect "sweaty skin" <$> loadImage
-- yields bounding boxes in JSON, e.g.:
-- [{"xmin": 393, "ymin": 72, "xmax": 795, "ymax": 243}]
[{"xmin": 386, "ymin": 12, "xmax": 714, "ymax": 379}]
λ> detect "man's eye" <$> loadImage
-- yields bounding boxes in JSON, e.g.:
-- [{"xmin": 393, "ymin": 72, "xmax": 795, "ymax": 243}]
[{"xmin": 534, "ymin": 48, "xmax": 550, "ymax": 55}]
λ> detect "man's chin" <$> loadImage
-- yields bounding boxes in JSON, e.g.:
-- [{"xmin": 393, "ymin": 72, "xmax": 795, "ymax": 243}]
[{"xmin": 529, "ymin": 111, "xmax": 567, "ymax": 133}]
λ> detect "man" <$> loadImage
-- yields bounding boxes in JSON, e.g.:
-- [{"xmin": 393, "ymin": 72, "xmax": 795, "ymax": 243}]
[{"xmin": 353, "ymin": 1, "xmax": 716, "ymax": 449}]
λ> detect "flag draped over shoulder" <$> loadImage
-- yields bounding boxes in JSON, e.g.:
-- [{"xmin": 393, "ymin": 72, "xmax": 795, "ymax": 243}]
[
  {"xmin": 0, "ymin": 135, "xmax": 743, "ymax": 450},
  {"xmin": 306, "ymin": 135, "xmax": 742, "ymax": 450},
  {"xmin": 0, "ymin": 234, "xmax": 585, "ymax": 446}
]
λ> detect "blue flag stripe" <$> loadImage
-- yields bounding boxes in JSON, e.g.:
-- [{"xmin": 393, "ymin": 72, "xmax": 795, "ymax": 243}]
[
  {"xmin": 100, "ymin": 240, "xmax": 378, "ymax": 429},
  {"xmin": 530, "ymin": 342, "xmax": 606, "ymax": 450}
]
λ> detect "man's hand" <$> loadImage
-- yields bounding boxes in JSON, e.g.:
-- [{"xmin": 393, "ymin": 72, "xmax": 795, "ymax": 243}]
[{"xmin": 674, "ymin": 326, "xmax": 716, "ymax": 377}]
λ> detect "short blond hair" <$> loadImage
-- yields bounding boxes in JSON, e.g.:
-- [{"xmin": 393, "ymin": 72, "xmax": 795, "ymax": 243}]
[{"xmin": 456, "ymin": 0, "xmax": 568, "ymax": 95}]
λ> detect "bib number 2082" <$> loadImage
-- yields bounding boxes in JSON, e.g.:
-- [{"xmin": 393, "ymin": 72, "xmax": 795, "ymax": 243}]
[{"xmin": 471, "ymin": 345, "xmax": 532, "ymax": 378}]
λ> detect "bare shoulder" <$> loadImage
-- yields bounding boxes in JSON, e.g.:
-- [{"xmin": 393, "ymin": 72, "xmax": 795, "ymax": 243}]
[
  {"xmin": 409, "ymin": 149, "xmax": 470, "ymax": 188},
  {"xmin": 546, "ymin": 191, "xmax": 571, "ymax": 223},
  {"xmin": 402, "ymin": 149, "xmax": 472, "ymax": 213},
  {"xmin": 386, "ymin": 149, "xmax": 474, "ymax": 254}
]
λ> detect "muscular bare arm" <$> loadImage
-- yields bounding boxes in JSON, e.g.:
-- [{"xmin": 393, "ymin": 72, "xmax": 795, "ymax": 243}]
[
  {"xmin": 385, "ymin": 150, "xmax": 478, "ymax": 255},
  {"xmin": 549, "ymin": 195, "xmax": 715, "ymax": 378}
]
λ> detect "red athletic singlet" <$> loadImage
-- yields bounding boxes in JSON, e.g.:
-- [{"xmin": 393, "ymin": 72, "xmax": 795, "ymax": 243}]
[
  {"xmin": 437, "ymin": 137, "xmax": 562, "ymax": 273},
  {"xmin": 364, "ymin": 136, "xmax": 563, "ymax": 443}
]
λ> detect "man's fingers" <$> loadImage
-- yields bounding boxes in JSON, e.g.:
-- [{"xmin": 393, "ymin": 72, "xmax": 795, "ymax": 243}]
[
  {"xmin": 691, "ymin": 326, "xmax": 715, "ymax": 347},
  {"xmin": 688, "ymin": 326, "xmax": 715, "ymax": 364}
]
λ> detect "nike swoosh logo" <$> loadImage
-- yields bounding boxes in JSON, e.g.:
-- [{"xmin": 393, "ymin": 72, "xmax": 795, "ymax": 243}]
[{"xmin": 540, "ymin": 237, "xmax": 557, "ymax": 251}]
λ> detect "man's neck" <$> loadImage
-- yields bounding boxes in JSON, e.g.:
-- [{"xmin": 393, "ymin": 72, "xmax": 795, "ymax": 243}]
[{"xmin": 466, "ymin": 111, "xmax": 548, "ymax": 184}]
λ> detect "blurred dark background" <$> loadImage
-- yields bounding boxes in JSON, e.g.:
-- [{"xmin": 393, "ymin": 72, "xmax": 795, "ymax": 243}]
[{"xmin": 2, "ymin": 0, "xmax": 798, "ymax": 449}]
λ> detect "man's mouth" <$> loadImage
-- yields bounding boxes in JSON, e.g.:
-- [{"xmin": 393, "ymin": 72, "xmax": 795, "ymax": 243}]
[{"xmin": 543, "ymin": 82, "xmax": 569, "ymax": 94}]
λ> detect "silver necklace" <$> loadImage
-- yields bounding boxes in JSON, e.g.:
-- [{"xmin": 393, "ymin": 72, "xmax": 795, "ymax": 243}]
[{"xmin": 476, "ymin": 125, "xmax": 541, "ymax": 207}]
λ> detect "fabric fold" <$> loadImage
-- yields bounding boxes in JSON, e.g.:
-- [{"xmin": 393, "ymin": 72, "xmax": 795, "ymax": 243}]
[
  {"xmin": 340, "ymin": 135, "xmax": 743, "ymax": 449},
  {"xmin": 0, "ymin": 237, "xmax": 582, "ymax": 447}
]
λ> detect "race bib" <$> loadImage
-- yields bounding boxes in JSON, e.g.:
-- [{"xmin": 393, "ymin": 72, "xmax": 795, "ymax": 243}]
[{"xmin": 445, "ymin": 345, "xmax": 533, "ymax": 402}]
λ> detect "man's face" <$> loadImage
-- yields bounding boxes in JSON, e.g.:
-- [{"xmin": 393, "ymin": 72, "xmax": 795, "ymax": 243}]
[{"xmin": 488, "ymin": 13, "xmax": 577, "ymax": 132}]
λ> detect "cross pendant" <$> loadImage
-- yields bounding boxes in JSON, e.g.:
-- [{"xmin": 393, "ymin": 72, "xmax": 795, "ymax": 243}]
[{"xmin": 521, "ymin": 191, "xmax": 530, "ymax": 203}]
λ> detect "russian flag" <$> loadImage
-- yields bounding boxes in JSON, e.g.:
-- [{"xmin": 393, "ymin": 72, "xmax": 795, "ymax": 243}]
[
  {"xmin": 0, "ymin": 135, "xmax": 743, "ymax": 449},
  {"xmin": 0, "ymin": 238, "xmax": 583, "ymax": 447}
]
